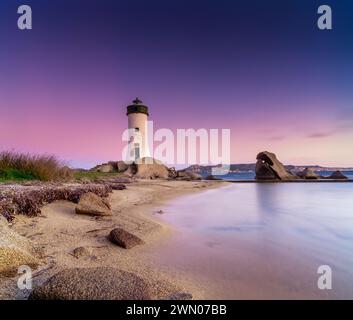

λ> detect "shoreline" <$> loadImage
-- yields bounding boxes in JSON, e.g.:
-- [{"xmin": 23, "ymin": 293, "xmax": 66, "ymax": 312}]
[
  {"xmin": 140, "ymin": 182, "xmax": 353, "ymax": 299},
  {"xmin": 0, "ymin": 179, "xmax": 228, "ymax": 300}
]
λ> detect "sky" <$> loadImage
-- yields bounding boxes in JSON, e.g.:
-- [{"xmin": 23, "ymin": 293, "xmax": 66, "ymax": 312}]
[{"xmin": 0, "ymin": 0, "xmax": 353, "ymax": 168}]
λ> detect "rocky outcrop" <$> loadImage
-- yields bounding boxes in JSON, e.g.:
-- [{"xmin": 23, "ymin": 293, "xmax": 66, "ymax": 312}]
[
  {"xmin": 116, "ymin": 161, "xmax": 130, "ymax": 173},
  {"xmin": 91, "ymin": 161, "xmax": 129, "ymax": 173},
  {"xmin": 176, "ymin": 170, "xmax": 202, "ymax": 181},
  {"xmin": 125, "ymin": 157, "xmax": 170, "ymax": 179},
  {"xmin": 28, "ymin": 267, "xmax": 153, "ymax": 300},
  {"xmin": 93, "ymin": 162, "xmax": 116, "ymax": 173},
  {"xmin": 327, "ymin": 170, "xmax": 348, "ymax": 180},
  {"xmin": 255, "ymin": 151, "xmax": 298, "ymax": 181},
  {"xmin": 109, "ymin": 228, "xmax": 144, "ymax": 249},
  {"xmin": 168, "ymin": 167, "xmax": 178, "ymax": 179},
  {"xmin": 75, "ymin": 192, "xmax": 112, "ymax": 216},
  {"xmin": 90, "ymin": 158, "xmax": 207, "ymax": 181},
  {"xmin": 255, "ymin": 160, "xmax": 277, "ymax": 180},
  {"xmin": 296, "ymin": 168, "xmax": 319, "ymax": 180},
  {"xmin": 0, "ymin": 219, "xmax": 39, "ymax": 276}
]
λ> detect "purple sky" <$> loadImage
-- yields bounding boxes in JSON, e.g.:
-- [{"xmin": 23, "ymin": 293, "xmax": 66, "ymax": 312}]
[{"xmin": 1, "ymin": 0, "xmax": 353, "ymax": 168}]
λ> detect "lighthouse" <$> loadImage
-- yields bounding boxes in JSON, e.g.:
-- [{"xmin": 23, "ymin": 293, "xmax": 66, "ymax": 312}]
[{"xmin": 126, "ymin": 98, "xmax": 150, "ymax": 160}]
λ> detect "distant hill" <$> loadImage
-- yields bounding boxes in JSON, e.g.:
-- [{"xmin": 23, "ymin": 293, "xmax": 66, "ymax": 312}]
[{"xmin": 184, "ymin": 164, "xmax": 353, "ymax": 176}]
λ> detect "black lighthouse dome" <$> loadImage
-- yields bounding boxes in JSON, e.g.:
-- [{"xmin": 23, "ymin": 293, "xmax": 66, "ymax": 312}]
[{"xmin": 126, "ymin": 98, "xmax": 149, "ymax": 116}]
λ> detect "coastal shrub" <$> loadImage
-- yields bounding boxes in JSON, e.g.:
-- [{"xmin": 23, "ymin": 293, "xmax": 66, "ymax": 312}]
[{"xmin": 0, "ymin": 151, "xmax": 73, "ymax": 182}]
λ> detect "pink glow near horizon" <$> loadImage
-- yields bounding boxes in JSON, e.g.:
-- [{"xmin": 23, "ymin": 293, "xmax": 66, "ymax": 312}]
[
  {"xmin": 1, "ymin": 94, "xmax": 353, "ymax": 169},
  {"xmin": 1, "ymin": 1, "xmax": 353, "ymax": 169}
]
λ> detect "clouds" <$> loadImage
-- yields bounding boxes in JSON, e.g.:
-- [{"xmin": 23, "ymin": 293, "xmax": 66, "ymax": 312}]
[
  {"xmin": 256, "ymin": 120, "xmax": 353, "ymax": 142},
  {"xmin": 306, "ymin": 131, "xmax": 335, "ymax": 138},
  {"xmin": 306, "ymin": 121, "xmax": 353, "ymax": 139}
]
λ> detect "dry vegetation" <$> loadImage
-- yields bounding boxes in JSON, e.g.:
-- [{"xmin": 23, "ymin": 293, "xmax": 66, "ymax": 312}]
[
  {"xmin": 0, "ymin": 151, "xmax": 73, "ymax": 182},
  {"xmin": 0, "ymin": 183, "xmax": 126, "ymax": 220},
  {"xmin": 0, "ymin": 151, "xmax": 131, "ymax": 220}
]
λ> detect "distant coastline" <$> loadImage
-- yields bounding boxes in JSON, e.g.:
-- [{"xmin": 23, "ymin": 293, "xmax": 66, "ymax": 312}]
[{"xmin": 185, "ymin": 164, "xmax": 353, "ymax": 177}]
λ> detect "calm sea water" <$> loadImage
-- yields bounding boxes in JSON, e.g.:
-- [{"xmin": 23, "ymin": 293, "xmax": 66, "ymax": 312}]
[
  {"xmin": 216, "ymin": 171, "xmax": 353, "ymax": 180},
  {"xmin": 150, "ymin": 183, "xmax": 353, "ymax": 299}
]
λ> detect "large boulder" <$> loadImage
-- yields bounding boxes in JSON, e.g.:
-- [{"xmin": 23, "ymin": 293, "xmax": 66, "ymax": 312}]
[
  {"xmin": 126, "ymin": 157, "xmax": 170, "ymax": 179},
  {"xmin": 296, "ymin": 168, "xmax": 319, "ymax": 180},
  {"xmin": 109, "ymin": 228, "xmax": 144, "ymax": 249},
  {"xmin": 327, "ymin": 171, "xmax": 348, "ymax": 180},
  {"xmin": 28, "ymin": 267, "xmax": 153, "ymax": 300},
  {"xmin": 75, "ymin": 192, "xmax": 112, "ymax": 216},
  {"xmin": 255, "ymin": 151, "xmax": 298, "ymax": 181},
  {"xmin": 0, "ymin": 219, "xmax": 39, "ymax": 277}
]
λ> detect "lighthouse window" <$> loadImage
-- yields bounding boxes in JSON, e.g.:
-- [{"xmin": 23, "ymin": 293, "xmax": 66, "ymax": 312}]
[
  {"xmin": 135, "ymin": 127, "xmax": 140, "ymax": 132},
  {"xmin": 134, "ymin": 143, "xmax": 140, "ymax": 160}
]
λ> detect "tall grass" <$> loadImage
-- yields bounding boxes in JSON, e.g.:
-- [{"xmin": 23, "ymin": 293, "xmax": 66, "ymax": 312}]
[{"xmin": 0, "ymin": 151, "xmax": 73, "ymax": 182}]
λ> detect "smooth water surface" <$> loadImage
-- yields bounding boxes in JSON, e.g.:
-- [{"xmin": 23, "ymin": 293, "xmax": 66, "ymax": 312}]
[
  {"xmin": 217, "ymin": 170, "xmax": 353, "ymax": 181},
  {"xmin": 150, "ymin": 183, "xmax": 353, "ymax": 299}
]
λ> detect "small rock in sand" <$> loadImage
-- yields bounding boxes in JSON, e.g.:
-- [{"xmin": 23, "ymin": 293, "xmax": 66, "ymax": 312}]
[
  {"xmin": 28, "ymin": 267, "xmax": 153, "ymax": 300},
  {"xmin": 72, "ymin": 247, "xmax": 92, "ymax": 258},
  {"xmin": 109, "ymin": 183, "xmax": 127, "ymax": 190},
  {"xmin": 75, "ymin": 192, "xmax": 112, "ymax": 216},
  {"xmin": 109, "ymin": 228, "xmax": 144, "ymax": 249}
]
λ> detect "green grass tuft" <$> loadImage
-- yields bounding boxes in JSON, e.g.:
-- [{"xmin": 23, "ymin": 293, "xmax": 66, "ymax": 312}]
[
  {"xmin": 0, "ymin": 168, "xmax": 37, "ymax": 182},
  {"xmin": 74, "ymin": 171, "xmax": 122, "ymax": 181}
]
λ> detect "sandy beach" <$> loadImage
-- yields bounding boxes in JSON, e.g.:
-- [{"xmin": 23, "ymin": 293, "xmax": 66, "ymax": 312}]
[{"xmin": 0, "ymin": 179, "xmax": 227, "ymax": 300}]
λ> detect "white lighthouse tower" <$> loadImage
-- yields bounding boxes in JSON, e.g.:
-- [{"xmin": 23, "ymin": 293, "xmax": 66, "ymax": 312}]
[{"xmin": 126, "ymin": 98, "xmax": 150, "ymax": 161}]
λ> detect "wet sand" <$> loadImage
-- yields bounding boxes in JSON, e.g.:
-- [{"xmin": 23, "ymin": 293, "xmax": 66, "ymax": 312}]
[{"xmin": 0, "ymin": 179, "xmax": 227, "ymax": 299}]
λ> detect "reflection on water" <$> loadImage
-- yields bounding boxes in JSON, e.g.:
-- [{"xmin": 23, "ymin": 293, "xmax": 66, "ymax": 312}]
[{"xmin": 149, "ymin": 183, "xmax": 353, "ymax": 299}]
